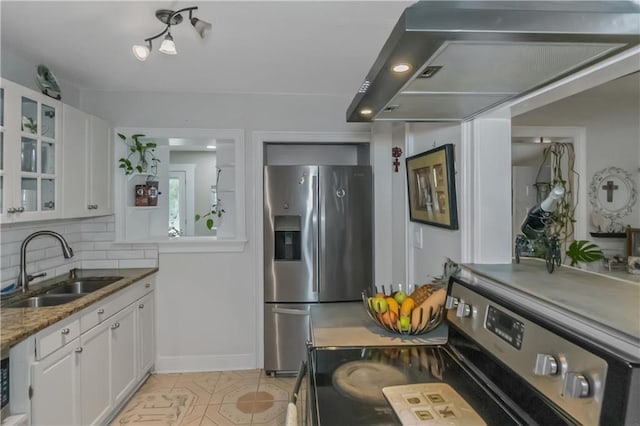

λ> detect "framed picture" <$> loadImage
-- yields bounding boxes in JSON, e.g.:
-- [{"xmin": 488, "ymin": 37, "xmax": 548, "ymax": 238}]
[
  {"xmin": 627, "ymin": 227, "xmax": 640, "ymax": 257},
  {"xmin": 406, "ymin": 144, "xmax": 458, "ymax": 229}
]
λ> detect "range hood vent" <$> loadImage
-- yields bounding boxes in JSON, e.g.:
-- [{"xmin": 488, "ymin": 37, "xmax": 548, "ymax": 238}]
[{"xmin": 346, "ymin": 1, "xmax": 640, "ymax": 122}]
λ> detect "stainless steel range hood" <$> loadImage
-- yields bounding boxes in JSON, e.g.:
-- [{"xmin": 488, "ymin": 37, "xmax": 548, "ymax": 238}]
[{"xmin": 346, "ymin": 1, "xmax": 640, "ymax": 122}]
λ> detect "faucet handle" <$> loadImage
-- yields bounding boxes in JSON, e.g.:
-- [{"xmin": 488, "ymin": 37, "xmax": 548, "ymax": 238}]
[{"xmin": 27, "ymin": 272, "xmax": 47, "ymax": 282}]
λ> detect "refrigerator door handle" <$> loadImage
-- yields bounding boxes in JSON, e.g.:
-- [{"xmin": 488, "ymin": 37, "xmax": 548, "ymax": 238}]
[
  {"xmin": 312, "ymin": 174, "xmax": 319, "ymax": 294},
  {"xmin": 272, "ymin": 307, "xmax": 310, "ymax": 316}
]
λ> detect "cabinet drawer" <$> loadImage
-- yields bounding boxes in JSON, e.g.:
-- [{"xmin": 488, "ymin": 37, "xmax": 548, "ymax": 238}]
[{"xmin": 36, "ymin": 317, "xmax": 80, "ymax": 360}]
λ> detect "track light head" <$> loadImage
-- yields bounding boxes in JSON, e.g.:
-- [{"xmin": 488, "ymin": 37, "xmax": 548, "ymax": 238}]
[
  {"xmin": 190, "ymin": 17, "xmax": 212, "ymax": 39},
  {"xmin": 159, "ymin": 32, "xmax": 177, "ymax": 55},
  {"xmin": 132, "ymin": 6, "xmax": 208, "ymax": 61}
]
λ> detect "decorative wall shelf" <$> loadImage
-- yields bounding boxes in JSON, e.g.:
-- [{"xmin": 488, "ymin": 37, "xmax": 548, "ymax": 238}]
[{"xmin": 589, "ymin": 232, "xmax": 626, "ymax": 238}]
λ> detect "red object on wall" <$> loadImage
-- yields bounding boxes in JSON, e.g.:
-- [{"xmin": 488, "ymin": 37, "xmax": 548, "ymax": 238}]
[{"xmin": 392, "ymin": 147, "xmax": 403, "ymax": 172}]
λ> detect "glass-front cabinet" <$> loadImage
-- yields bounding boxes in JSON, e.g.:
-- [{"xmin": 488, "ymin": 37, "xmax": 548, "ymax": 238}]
[{"xmin": 1, "ymin": 79, "xmax": 62, "ymax": 222}]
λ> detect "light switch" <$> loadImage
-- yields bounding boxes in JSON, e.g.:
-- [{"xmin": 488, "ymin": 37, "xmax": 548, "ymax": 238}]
[{"xmin": 413, "ymin": 228, "xmax": 423, "ymax": 249}]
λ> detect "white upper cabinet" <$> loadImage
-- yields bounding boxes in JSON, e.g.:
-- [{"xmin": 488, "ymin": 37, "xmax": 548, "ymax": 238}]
[
  {"xmin": 62, "ymin": 104, "xmax": 113, "ymax": 218},
  {"xmin": 1, "ymin": 78, "xmax": 62, "ymax": 223}
]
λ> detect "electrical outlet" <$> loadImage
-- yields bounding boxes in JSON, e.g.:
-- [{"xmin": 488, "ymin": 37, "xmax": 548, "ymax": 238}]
[{"xmin": 413, "ymin": 228, "xmax": 423, "ymax": 249}]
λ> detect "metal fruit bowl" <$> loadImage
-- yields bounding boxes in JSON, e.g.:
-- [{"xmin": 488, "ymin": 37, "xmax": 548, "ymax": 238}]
[{"xmin": 361, "ymin": 283, "xmax": 446, "ymax": 336}]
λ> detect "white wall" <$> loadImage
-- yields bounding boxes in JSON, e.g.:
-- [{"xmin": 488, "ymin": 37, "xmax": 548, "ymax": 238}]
[
  {"xmin": 406, "ymin": 123, "xmax": 462, "ymax": 283},
  {"xmin": 78, "ymin": 89, "xmax": 372, "ymax": 371}
]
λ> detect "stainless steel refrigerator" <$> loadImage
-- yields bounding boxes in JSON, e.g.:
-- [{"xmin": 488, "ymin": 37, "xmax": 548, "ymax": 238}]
[{"xmin": 264, "ymin": 165, "xmax": 373, "ymax": 373}]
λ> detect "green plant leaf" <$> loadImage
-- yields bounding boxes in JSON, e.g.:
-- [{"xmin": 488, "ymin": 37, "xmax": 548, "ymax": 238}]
[
  {"xmin": 566, "ymin": 240, "xmax": 604, "ymax": 266},
  {"xmin": 195, "ymin": 214, "xmax": 201, "ymax": 221},
  {"xmin": 206, "ymin": 219, "xmax": 214, "ymax": 230},
  {"xmin": 118, "ymin": 133, "xmax": 126, "ymax": 140}
]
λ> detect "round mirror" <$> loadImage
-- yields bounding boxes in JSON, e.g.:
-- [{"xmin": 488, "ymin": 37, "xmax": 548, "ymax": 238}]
[{"xmin": 589, "ymin": 167, "xmax": 637, "ymax": 220}]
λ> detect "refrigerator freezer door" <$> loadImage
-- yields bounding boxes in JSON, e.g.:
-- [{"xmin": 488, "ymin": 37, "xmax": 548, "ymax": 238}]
[
  {"xmin": 264, "ymin": 166, "xmax": 319, "ymax": 303},
  {"xmin": 319, "ymin": 166, "xmax": 373, "ymax": 302},
  {"xmin": 264, "ymin": 303, "xmax": 311, "ymax": 373}
]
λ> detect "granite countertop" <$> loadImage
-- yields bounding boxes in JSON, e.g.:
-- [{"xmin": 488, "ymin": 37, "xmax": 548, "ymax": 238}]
[
  {"xmin": 310, "ymin": 302, "xmax": 447, "ymax": 348},
  {"xmin": 0, "ymin": 268, "xmax": 158, "ymax": 352}
]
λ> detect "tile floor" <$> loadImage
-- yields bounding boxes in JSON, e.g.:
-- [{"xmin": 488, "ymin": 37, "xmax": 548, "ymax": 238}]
[{"xmin": 110, "ymin": 370, "xmax": 306, "ymax": 426}]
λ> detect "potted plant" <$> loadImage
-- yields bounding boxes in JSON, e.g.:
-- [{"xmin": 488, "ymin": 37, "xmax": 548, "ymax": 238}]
[
  {"xmin": 117, "ymin": 133, "xmax": 160, "ymax": 176},
  {"xmin": 566, "ymin": 240, "xmax": 604, "ymax": 267},
  {"xmin": 195, "ymin": 198, "xmax": 225, "ymax": 231}
]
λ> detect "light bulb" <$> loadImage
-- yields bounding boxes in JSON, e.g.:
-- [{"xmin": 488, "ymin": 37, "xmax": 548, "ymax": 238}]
[
  {"xmin": 191, "ymin": 17, "xmax": 212, "ymax": 39},
  {"xmin": 132, "ymin": 44, "xmax": 150, "ymax": 61},
  {"xmin": 159, "ymin": 33, "xmax": 177, "ymax": 55}
]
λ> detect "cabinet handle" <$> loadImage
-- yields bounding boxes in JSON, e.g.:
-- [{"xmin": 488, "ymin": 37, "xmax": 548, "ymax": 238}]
[
  {"xmin": 61, "ymin": 328, "xmax": 70, "ymax": 335},
  {"xmin": 75, "ymin": 347, "xmax": 83, "ymax": 353},
  {"xmin": 111, "ymin": 322, "xmax": 120, "ymax": 330},
  {"xmin": 7, "ymin": 207, "xmax": 16, "ymax": 213},
  {"xmin": 93, "ymin": 204, "xmax": 99, "ymax": 209},
  {"xmin": 87, "ymin": 204, "xmax": 93, "ymax": 210},
  {"xmin": 15, "ymin": 207, "xmax": 25, "ymax": 213},
  {"xmin": 145, "ymin": 283, "xmax": 151, "ymax": 288},
  {"xmin": 139, "ymin": 303, "xmax": 145, "ymax": 309},
  {"xmin": 97, "ymin": 309, "xmax": 105, "ymax": 314}
]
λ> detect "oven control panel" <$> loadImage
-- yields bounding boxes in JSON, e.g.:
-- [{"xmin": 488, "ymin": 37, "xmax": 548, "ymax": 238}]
[{"xmin": 447, "ymin": 281, "xmax": 608, "ymax": 426}]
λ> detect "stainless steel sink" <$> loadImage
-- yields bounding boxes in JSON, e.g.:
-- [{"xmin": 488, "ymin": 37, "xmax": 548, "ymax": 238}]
[
  {"xmin": 45, "ymin": 277, "xmax": 122, "ymax": 295},
  {"xmin": 7, "ymin": 294, "xmax": 85, "ymax": 308}
]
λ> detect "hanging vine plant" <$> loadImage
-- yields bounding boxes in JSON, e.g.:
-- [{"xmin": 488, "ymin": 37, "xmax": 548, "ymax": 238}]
[{"xmin": 535, "ymin": 142, "xmax": 579, "ymax": 255}]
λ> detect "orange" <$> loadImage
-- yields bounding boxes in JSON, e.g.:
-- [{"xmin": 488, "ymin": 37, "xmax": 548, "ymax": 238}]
[
  {"xmin": 385, "ymin": 297, "xmax": 399, "ymax": 315},
  {"xmin": 400, "ymin": 297, "xmax": 415, "ymax": 317}
]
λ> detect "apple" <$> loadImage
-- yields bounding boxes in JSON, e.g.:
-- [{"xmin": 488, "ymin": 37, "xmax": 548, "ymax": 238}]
[
  {"xmin": 397, "ymin": 315, "xmax": 411, "ymax": 332},
  {"xmin": 394, "ymin": 291, "xmax": 407, "ymax": 304},
  {"xmin": 372, "ymin": 297, "xmax": 388, "ymax": 313}
]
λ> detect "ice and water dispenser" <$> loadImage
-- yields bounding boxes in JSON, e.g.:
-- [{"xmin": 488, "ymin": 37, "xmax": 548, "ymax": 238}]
[{"xmin": 274, "ymin": 216, "xmax": 301, "ymax": 260}]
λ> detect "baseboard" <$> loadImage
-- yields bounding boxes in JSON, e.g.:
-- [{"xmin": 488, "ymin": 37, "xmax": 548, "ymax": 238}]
[{"xmin": 155, "ymin": 353, "xmax": 257, "ymax": 373}]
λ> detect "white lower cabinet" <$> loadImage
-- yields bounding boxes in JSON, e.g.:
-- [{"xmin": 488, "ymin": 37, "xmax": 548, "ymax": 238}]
[
  {"xmin": 29, "ymin": 279, "xmax": 155, "ymax": 425},
  {"xmin": 79, "ymin": 320, "xmax": 110, "ymax": 425},
  {"xmin": 110, "ymin": 304, "xmax": 137, "ymax": 404},
  {"xmin": 30, "ymin": 340, "xmax": 80, "ymax": 426},
  {"xmin": 137, "ymin": 292, "xmax": 155, "ymax": 378}
]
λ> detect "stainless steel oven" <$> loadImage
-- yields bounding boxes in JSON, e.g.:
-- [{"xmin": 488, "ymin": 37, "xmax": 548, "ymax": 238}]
[{"xmin": 307, "ymin": 275, "xmax": 640, "ymax": 425}]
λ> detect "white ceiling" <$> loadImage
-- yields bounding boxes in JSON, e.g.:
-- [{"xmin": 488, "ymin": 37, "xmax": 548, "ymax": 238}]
[{"xmin": 1, "ymin": 1, "xmax": 413, "ymax": 96}]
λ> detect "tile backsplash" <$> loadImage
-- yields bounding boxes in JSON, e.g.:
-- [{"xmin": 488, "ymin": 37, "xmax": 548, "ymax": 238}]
[{"xmin": 0, "ymin": 215, "xmax": 158, "ymax": 288}]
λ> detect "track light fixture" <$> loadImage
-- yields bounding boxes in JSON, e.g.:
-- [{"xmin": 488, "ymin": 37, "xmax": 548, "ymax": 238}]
[{"xmin": 132, "ymin": 6, "xmax": 211, "ymax": 61}]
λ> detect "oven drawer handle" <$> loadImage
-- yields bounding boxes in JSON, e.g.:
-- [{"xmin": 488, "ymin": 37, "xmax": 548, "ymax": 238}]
[{"xmin": 272, "ymin": 307, "xmax": 309, "ymax": 316}]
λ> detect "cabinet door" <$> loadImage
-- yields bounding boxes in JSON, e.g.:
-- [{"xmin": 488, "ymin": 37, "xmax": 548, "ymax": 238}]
[
  {"xmin": 1, "ymin": 79, "xmax": 62, "ymax": 222},
  {"xmin": 62, "ymin": 104, "xmax": 89, "ymax": 218},
  {"xmin": 89, "ymin": 116, "xmax": 112, "ymax": 215},
  {"xmin": 31, "ymin": 340, "xmax": 80, "ymax": 426},
  {"xmin": 110, "ymin": 304, "xmax": 137, "ymax": 404},
  {"xmin": 79, "ymin": 320, "xmax": 111, "ymax": 425},
  {"xmin": 137, "ymin": 292, "xmax": 155, "ymax": 377}
]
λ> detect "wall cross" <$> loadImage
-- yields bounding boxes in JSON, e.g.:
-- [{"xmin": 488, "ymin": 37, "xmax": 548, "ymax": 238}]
[{"xmin": 602, "ymin": 180, "xmax": 618, "ymax": 202}]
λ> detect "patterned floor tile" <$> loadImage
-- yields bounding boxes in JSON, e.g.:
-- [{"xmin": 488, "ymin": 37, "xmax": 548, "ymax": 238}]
[
  {"xmin": 211, "ymin": 381, "xmax": 260, "ymax": 405},
  {"xmin": 178, "ymin": 403, "xmax": 207, "ymax": 426},
  {"xmin": 202, "ymin": 403, "xmax": 252, "ymax": 425},
  {"xmin": 171, "ymin": 384, "xmax": 213, "ymax": 406},
  {"xmin": 110, "ymin": 392, "xmax": 194, "ymax": 425},
  {"xmin": 250, "ymin": 400, "xmax": 288, "ymax": 425},
  {"xmin": 138, "ymin": 373, "xmax": 181, "ymax": 393}
]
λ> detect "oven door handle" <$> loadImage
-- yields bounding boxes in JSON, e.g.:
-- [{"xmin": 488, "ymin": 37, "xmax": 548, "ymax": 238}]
[{"xmin": 285, "ymin": 361, "xmax": 307, "ymax": 426}]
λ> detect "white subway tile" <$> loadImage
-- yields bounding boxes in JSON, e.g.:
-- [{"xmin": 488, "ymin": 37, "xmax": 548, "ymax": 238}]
[
  {"xmin": 81, "ymin": 223, "xmax": 108, "ymax": 233},
  {"xmin": 93, "ymin": 242, "xmax": 121, "ymax": 250},
  {"xmin": 1, "ymin": 266, "xmax": 19, "ymax": 284},
  {"xmin": 89, "ymin": 232, "xmax": 116, "ymax": 242},
  {"xmin": 82, "ymin": 260, "xmax": 118, "ymax": 269},
  {"xmin": 35, "ymin": 257, "xmax": 70, "ymax": 272},
  {"xmin": 55, "ymin": 261, "xmax": 82, "ymax": 277},
  {"xmin": 118, "ymin": 259, "xmax": 158, "ymax": 268},
  {"xmin": 107, "ymin": 250, "xmax": 145, "ymax": 260},
  {"xmin": 0, "ymin": 242, "xmax": 22, "ymax": 257},
  {"xmin": 91, "ymin": 215, "xmax": 116, "ymax": 223},
  {"xmin": 83, "ymin": 251, "xmax": 107, "ymax": 260},
  {"xmin": 130, "ymin": 243, "xmax": 158, "ymax": 249},
  {"xmin": 1, "ymin": 256, "xmax": 12, "ymax": 269},
  {"xmin": 106, "ymin": 223, "xmax": 116, "ymax": 232},
  {"xmin": 0, "ymin": 228, "xmax": 30, "ymax": 243},
  {"xmin": 144, "ymin": 250, "xmax": 158, "ymax": 259},
  {"xmin": 25, "ymin": 249, "xmax": 47, "ymax": 262}
]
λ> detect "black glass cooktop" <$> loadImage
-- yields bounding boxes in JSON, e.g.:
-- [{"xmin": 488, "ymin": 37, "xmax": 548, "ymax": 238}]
[{"xmin": 309, "ymin": 345, "xmax": 522, "ymax": 426}]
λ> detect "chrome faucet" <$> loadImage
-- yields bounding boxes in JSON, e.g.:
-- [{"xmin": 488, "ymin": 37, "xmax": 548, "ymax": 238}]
[{"xmin": 18, "ymin": 231, "xmax": 74, "ymax": 292}]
